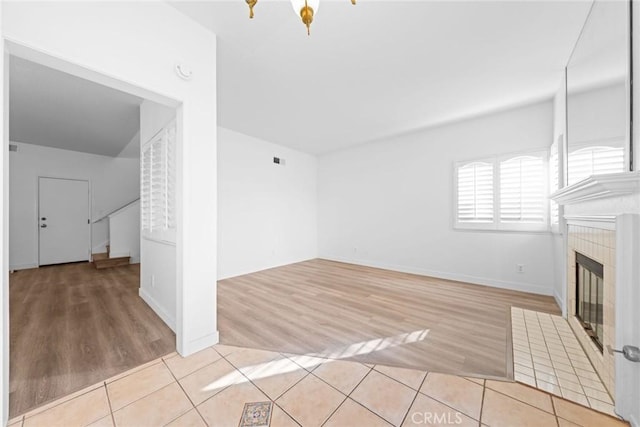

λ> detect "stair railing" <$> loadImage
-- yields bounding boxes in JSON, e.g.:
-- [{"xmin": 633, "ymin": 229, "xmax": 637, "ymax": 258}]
[{"xmin": 92, "ymin": 198, "xmax": 140, "ymax": 224}]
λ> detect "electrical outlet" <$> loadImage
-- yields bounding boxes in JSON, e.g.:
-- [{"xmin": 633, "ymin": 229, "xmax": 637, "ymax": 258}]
[{"xmin": 517, "ymin": 264, "xmax": 525, "ymax": 273}]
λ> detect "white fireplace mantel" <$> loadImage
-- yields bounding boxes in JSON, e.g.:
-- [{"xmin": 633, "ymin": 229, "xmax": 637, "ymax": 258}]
[{"xmin": 551, "ymin": 171, "xmax": 640, "ymax": 205}]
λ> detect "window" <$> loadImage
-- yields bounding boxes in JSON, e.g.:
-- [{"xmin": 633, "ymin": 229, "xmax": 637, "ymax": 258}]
[
  {"xmin": 567, "ymin": 144, "xmax": 624, "ymax": 185},
  {"xmin": 456, "ymin": 162, "xmax": 494, "ymax": 224},
  {"xmin": 454, "ymin": 151, "xmax": 548, "ymax": 231},
  {"xmin": 141, "ymin": 120, "xmax": 176, "ymax": 243},
  {"xmin": 549, "ymin": 139, "xmax": 560, "ymax": 227},
  {"xmin": 500, "ymin": 156, "xmax": 545, "ymax": 224}
]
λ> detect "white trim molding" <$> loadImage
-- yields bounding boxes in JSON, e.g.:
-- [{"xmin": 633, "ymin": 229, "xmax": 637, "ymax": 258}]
[
  {"xmin": 551, "ymin": 171, "xmax": 640, "ymax": 205},
  {"xmin": 139, "ymin": 288, "xmax": 175, "ymax": 332},
  {"xmin": 564, "ymin": 215, "xmax": 617, "ymax": 230}
]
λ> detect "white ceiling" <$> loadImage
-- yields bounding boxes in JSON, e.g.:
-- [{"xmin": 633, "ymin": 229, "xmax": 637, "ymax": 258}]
[
  {"xmin": 10, "ymin": 56, "xmax": 142, "ymax": 157},
  {"xmin": 172, "ymin": 0, "xmax": 592, "ymax": 154}
]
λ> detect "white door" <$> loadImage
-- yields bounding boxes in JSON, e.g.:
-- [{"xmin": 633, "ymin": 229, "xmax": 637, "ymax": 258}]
[{"xmin": 38, "ymin": 177, "xmax": 91, "ymax": 266}]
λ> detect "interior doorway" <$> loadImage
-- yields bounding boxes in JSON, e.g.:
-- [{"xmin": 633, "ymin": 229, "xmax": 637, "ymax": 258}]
[
  {"xmin": 6, "ymin": 54, "xmax": 178, "ymax": 416},
  {"xmin": 38, "ymin": 177, "xmax": 90, "ymax": 266}
]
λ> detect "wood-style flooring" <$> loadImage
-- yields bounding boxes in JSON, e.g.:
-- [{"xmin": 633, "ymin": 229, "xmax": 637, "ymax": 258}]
[
  {"xmin": 9, "ymin": 263, "xmax": 175, "ymax": 417},
  {"xmin": 218, "ymin": 259, "xmax": 560, "ymax": 380}
]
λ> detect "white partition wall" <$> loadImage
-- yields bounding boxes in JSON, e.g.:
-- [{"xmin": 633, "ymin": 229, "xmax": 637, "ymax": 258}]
[{"xmin": 0, "ymin": 3, "xmax": 218, "ymax": 423}]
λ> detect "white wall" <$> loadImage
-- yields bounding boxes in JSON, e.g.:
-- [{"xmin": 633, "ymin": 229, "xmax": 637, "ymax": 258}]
[
  {"xmin": 139, "ymin": 100, "xmax": 177, "ymax": 331},
  {"xmin": 2, "ymin": 9, "xmax": 218, "ymax": 412},
  {"xmin": 567, "ymin": 82, "xmax": 627, "ymax": 146},
  {"xmin": 217, "ymin": 127, "xmax": 317, "ymax": 279},
  {"xmin": 1, "ymin": 4, "xmax": 9, "ymax": 422},
  {"xmin": 9, "ymin": 142, "xmax": 139, "ymax": 269},
  {"xmin": 552, "ymin": 75, "xmax": 567, "ymax": 315},
  {"xmin": 109, "ymin": 200, "xmax": 140, "ymax": 262},
  {"xmin": 318, "ymin": 101, "xmax": 557, "ymax": 295}
]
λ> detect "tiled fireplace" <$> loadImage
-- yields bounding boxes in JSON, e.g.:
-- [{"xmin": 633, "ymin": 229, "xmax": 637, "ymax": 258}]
[
  {"xmin": 552, "ymin": 170, "xmax": 640, "ymax": 419},
  {"xmin": 567, "ymin": 224, "xmax": 616, "ymax": 398}
]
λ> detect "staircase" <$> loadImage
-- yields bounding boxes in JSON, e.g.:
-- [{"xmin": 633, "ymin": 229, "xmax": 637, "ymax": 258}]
[
  {"xmin": 92, "ymin": 247, "xmax": 131, "ymax": 269},
  {"xmin": 92, "ymin": 199, "xmax": 140, "ymax": 270}
]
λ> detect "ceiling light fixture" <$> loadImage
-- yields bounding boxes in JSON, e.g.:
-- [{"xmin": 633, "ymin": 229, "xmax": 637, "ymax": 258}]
[{"xmin": 246, "ymin": 0, "xmax": 356, "ymax": 36}]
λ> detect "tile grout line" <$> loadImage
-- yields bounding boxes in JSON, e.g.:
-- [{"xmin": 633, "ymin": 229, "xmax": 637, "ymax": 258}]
[
  {"xmin": 194, "ymin": 350, "xmax": 263, "ymax": 408},
  {"xmin": 550, "ymin": 393, "xmax": 560, "ymax": 427},
  {"xmin": 160, "ymin": 358, "xmax": 207, "ymax": 426},
  {"xmin": 535, "ymin": 311, "xmax": 564, "ymax": 397},
  {"xmin": 103, "ymin": 381, "xmax": 117, "ymax": 427},
  {"xmin": 413, "ymin": 375, "xmax": 484, "ymax": 422},
  {"xmin": 103, "ymin": 368, "xmax": 180, "ymax": 418},
  {"xmin": 397, "ymin": 372, "xmax": 428, "ymax": 427},
  {"xmin": 547, "ymin": 311, "xmax": 592, "ymax": 408},
  {"xmin": 297, "ymin": 357, "xmax": 372, "ymax": 399},
  {"xmin": 315, "ymin": 362, "xmax": 375, "ymax": 426},
  {"xmin": 17, "ymin": 380, "xmax": 106, "ymax": 420},
  {"xmin": 268, "ymin": 352, "xmax": 316, "ymax": 401},
  {"xmin": 262, "ymin": 353, "xmax": 337, "ymax": 426},
  {"xmin": 16, "ymin": 354, "xmax": 171, "ymax": 424},
  {"xmin": 271, "ymin": 401, "xmax": 303, "ymax": 427},
  {"xmin": 530, "ymin": 311, "xmax": 618, "ymax": 417},
  {"xmin": 215, "ymin": 350, "xmax": 307, "ymax": 426},
  {"xmin": 513, "ymin": 308, "xmax": 534, "ymax": 384},
  {"xmin": 369, "ymin": 365, "xmax": 428, "ymax": 391},
  {"xmin": 478, "ymin": 379, "xmax": 487, "ymax": 425},
  {"xmin": 318, "ymin": 365, "xmax": 377, "ymax": 427},
  {"xmin": 484, "ymin": 382, "xmax": 556, "ymax": 416}
]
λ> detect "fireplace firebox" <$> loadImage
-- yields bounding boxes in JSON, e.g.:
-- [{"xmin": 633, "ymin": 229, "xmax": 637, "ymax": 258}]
[{"xmin": 575, "ymin": 252, "xmax": 604, "ymax": 352}]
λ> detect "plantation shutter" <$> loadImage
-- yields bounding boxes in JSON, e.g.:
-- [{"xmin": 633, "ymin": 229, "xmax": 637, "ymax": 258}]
[
  {"xmin": 500, "ymin": 156, "xmax": 545, "ymax": 223},
  {"xmin": 457, "ymin": 162, "xmax": 494, "ymax": 223},
  {"xmin": 141, "ymin": 120, "xmax": 177, "ymax": 243},
  {"xmin": 567, "ymin": 146, "xmax": 625, "ymax": 185},
  {"xmin": 549, "ymin": 141, "xmax": 560, "ymax": 226},
  {"xmin": 141, "ymin": 144, "xmax": 152, "ymax": 232}
]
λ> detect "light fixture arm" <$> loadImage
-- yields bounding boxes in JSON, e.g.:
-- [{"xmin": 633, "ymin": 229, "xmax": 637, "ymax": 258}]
[
  {"xmin": 299, "ymin": 0, "xmax": 314, "ymax": 36},
  {"xmin": 245, "ymin": 0, "xmax": 355, "ymax": 35},
  {"xmin": 246, "ymin": 0, "xmax": 257, "ymax": 19}
]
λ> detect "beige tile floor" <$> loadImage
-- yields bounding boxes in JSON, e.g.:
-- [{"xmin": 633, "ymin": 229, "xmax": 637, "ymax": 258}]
[
  {"xmin": 511, "ymin": 307, "xmax": 616, "ymax": 416},
  {"xmin": 7, "ymin": 343, "xmax": 629, "ymax": 427}
]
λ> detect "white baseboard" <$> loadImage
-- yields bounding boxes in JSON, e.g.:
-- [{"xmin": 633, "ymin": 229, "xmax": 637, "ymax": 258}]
[
  {"xmin": 178, "ymin": 331, "xmax": 220, "ymax": 357},
  {"xmin": 139, "ymin": 288, "xmax": 176, "ymax": 332},
  {"xmin": 553, "ymin": 289, "xmax": 564, "ymax": 314},
  {"xmin": 320, "ymin": 255, "xmax": 555, "ymax": 296},
  {"xmin": 129, "ymin": 256, "xmax": 140, "ymax": 264},
  {"xmin": 9, "ymin": 263, "xmax": 38, "ymax": 271}
]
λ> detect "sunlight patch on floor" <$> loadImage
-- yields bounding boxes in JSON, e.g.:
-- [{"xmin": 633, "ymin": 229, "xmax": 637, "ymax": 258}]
[{"xmin": 203, "ymin": 329, "xmax": 430, "ymax": 391}]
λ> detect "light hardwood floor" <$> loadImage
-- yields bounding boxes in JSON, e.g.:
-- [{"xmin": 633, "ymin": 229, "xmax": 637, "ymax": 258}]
[
  {"xmin": 9, "ymin": 263, "xmax": 175, "ymax": 417},
  {"xmin": 218, "ymin": 259, "xmax": 560, "ymax": 380}
]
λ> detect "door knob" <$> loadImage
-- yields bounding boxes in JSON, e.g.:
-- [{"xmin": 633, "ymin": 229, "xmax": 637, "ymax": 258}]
[
  {"xmin": 609, "ymin": 345, "xmax": 640, "ymax": 362},
  {"xmin": 40, "ymin": 224, "xmax": 47, "ymax": 228}
]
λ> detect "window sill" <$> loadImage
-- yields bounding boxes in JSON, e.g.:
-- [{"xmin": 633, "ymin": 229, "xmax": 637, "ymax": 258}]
[{"xmin": 453, "ymin": 224, "xmax": 552, "ymax": 234}]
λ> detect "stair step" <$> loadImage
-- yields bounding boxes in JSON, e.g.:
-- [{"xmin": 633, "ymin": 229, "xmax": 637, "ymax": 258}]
[
  {"xmin": 93, "ymin": 256, "xmax": 130, "ymax": 270},
  {"xmin": 92, "ymin": 253, "xmax": 109, "ymax": 261}
]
